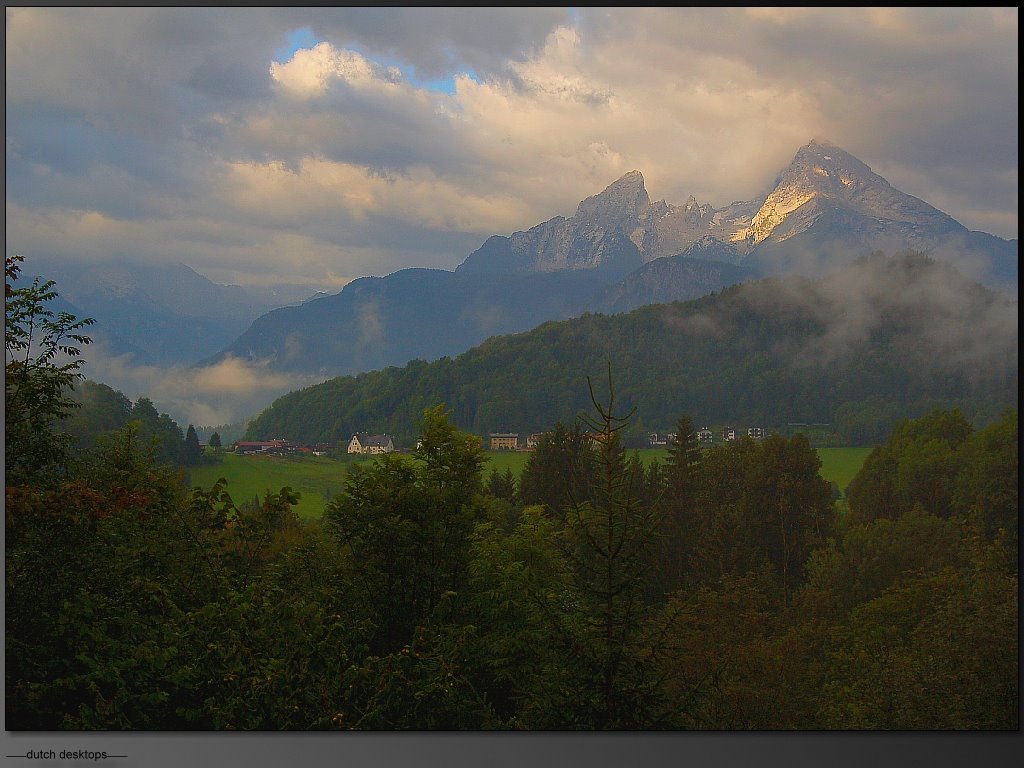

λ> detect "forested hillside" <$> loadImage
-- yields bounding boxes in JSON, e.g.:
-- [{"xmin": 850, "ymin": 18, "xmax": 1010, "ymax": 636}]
[{"xmin": 245, "ymin": 252, "xmax": 1018, "ymax": 447}]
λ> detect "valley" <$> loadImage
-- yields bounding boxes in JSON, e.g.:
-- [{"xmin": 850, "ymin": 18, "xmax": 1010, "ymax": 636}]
[{"xmin": 187, "ymin": 445, "xmax": 876, "ymax": 520}]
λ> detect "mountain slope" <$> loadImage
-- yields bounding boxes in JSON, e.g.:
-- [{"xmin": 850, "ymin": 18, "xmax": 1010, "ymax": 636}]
[
  {"xmin": 591, "ymin": 253, "xmax": 757, "ymax": 315},
  {"xmin": 204, "ymin": 268, "xmax": 612, "ymax": 376},
  {"xmin": 243, "ymin": 253, "xmax": 1018, "ymax": 447}
]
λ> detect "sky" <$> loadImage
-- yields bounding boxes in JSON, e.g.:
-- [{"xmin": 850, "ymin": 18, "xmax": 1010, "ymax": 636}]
[{"xmin": 4, "ymin": 7, "xmax": 1019, "ymax": 426}]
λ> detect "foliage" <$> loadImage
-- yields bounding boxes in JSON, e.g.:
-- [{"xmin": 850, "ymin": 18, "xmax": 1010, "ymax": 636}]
[
  {"xmin": 5, "ymin": 254, "xmax": 94, "ymax": 484},
  {"xmin": 519, "ymin": 421, "xmax": 596, "ymax": 516},
  {"xmin": 847, "ymin": 407, "xmax": 1016, "ymax": 531},
  {"xmin": 184, "ymin": 425, "xmax": 205, "ymax": 466},
  {"xmin": 323, "ymin": 406, "xmax": 486, "ymax": 656}
]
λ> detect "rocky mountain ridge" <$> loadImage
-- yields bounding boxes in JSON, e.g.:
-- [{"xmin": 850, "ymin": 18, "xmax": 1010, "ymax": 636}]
[{"xmin": 458, "ymin": 139, "xmax": 1011, "ymax": 287}]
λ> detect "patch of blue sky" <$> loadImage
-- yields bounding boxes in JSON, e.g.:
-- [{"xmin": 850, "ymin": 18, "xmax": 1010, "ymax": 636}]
[
  {"xmin": 274, "ymin": 27, "xmax": 320, "ymax": 62},
  {"xmin": 403, "ymin": 68, "xmax": 481, "ymax": 96},
  {"xmin": 273, "ymin": 29, "xmax": 481, "ymax": 95}
]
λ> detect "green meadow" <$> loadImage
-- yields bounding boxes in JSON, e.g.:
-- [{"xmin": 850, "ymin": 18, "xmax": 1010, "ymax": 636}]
[
  {"xmin": 190, "ymin": 445, "xmax": 874, "ymax": 520},
  {"xmin": 815, "ymin": 446, "xmax": 875, "ymax": 495},
  {"xmin": 187, "ymin": 453, "xmax": 362, "ymax": 520}
]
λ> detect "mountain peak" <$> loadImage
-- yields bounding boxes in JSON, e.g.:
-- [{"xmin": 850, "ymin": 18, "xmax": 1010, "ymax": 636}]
[
  {"xmin": 616, "ymin": 169, "xmax": 645, "ymax": 184},
  {"xmin": 791, "ymin": 138, "xmax": 873, "ymax": 178},
  {"xmin": 739, "ymin": 138, "xmax": 961, "ymax": 245},
  {"xmin": 574, "ymin": 169, "xmax": 650, "ymax": 225}
]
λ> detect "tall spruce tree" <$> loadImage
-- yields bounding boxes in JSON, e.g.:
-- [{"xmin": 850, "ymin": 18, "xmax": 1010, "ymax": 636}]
[
  {"xmin": 544, "ymin": 364, "xmax": 675, "ymax": 728},
  {"xmin": 184, "ymin": 424, "xmax": 204, "ymax": 466},
  {"xmin": 658, "ymin": 415, "xmax": 702, "ymax": 592}
]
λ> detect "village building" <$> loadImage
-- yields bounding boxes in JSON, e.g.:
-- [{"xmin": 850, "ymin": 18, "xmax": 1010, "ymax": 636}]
[
  {"xmin": 489, "ymin": 432, "xmax": 519, "ymax": 451},
  {"xmin": 525, "ymin": 433, "xmax": 546, "ymax": 450},
  {"xmin": 697, "ymin": 427, "xmax": 714, "ymax": 444},
  {"xmin": 723, "ymin": 426, "xmax": 737, "ymax": 441},
  {"xmin": 348, "ymin": 433, "xmax": 395, "ymax": 455},
  {"xmin": 234, "ymin": 439, "xmax": 291, "ymax": 455},
  {"xmin": 747, "ymin": 427, "xmax": 765, "ymax": 439}
]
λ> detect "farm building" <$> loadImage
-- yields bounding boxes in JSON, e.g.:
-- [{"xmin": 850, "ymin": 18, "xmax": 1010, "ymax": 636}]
[
  {"xmin": 234, "ymin": 439, "xmax": 292, "ymax": 455},
  {"xmin": 348, "ymin": 433, "xmax": 395, "ymax": 455},
  {"xmin": 489, "ymin": 432, "xmax": 519, "ymax": 451}
]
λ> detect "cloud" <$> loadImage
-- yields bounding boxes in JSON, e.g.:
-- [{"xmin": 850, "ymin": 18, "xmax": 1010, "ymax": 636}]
[
  {"xmin": 717, "ymin": 254, "xmax": 1020, "ymax": 381},
  {"xmin": 5, "ymin": 7, "xmax": 1017, "ymax": 299},
  {"xmin": 270, "ymin": 42, "xmax": 402, "ymax": 99},
  {"xmin": 76, "ymin": 341, "xmax": 322, "ymax": 427}
]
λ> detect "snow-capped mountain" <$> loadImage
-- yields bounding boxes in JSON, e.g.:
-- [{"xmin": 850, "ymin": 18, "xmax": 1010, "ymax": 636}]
[{"xmin": 458, "ymin": 139, "xmax": 1016, "ymax": 290}]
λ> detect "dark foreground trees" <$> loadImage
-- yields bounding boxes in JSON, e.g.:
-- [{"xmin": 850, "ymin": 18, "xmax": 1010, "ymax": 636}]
[{"xmin": 5, "ymin": 261, "xmax": 1016, "ymax": 729}]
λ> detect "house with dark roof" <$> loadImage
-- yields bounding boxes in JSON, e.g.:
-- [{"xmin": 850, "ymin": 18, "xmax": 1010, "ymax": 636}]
[{"xmin": 348, "ymin": 433, "xmax": 395, "ymax": 455}]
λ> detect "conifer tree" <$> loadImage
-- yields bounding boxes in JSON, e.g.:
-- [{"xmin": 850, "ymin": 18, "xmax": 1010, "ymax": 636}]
[
  {"xmin": 544, "ymin": 364, "xmax": 675, "ymax": 728},
  {"xmin": 184, "ymin": 424, "xmax": 204, "ymax": 466}
]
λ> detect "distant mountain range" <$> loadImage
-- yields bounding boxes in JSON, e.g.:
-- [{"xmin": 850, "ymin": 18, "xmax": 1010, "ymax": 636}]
[
  {"xmin": 25, "ymin": 259, "xmax": 317, "ymax": 366},
  {"xmin": 33, "ymin": 140, "xmax": 1018, "ymax": 378},
  {"xmin": 209, "ymin": 139, "xmax": 1016, "ymax": 377}
]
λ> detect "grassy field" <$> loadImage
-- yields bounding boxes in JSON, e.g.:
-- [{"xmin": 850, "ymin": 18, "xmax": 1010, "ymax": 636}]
[
  {"xmin": 190, "ymin": 445, "xmax": 875, "ymax": 519},
  {"xmin": 188, "ymin": 453, "xmax": 361, "ymax": 520},
  {"xmin": 815, "ymin": 446, "xmax": 875, "ymax": 495}
]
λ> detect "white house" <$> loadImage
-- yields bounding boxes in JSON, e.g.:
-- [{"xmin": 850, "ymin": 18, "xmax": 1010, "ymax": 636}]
[{"xmin": 348, "ymin": 433, "xmax": 395, "ymax": 455}]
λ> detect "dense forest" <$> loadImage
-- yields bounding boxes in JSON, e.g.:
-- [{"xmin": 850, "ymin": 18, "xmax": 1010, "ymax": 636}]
[
  {"xmin": 60, "ymin": 379, "xmax": 213, "ymax": 468},
  {"xmin": 5, "ymin": 255, "xmax": 1018, "ymax": 730},
  {"xmin": 244, "ymin": 252, "xmax": 1018, "ymax": 448}
]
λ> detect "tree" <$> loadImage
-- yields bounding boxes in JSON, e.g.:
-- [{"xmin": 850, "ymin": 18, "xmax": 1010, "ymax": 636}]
[
  {"xmin": 745, "ymin": 434, "xmax": 836, "ymax": 603},
  {"xmin": 485, "ymin": 466, "xmax": 517, "ymax": 505},
  {"xmin": 325, "ymin": 405, "xmax": 487, "ymax": 655},
  {"xmin": 209, "ymin": 431, "xmax": 222, "ymax": 452},
  {"xmin": 847, "ymin": 409, "xmax": 974, "ymax": 524},
  {"xmin": 519, "ymin": 421, "xmax": 595, "ymax": 517},
  {"xmin": 686, "ymin": 435, "xmax": 834, "ymax": 601},
  {"xmin": 60, "ymin": 379, "xmax": 134, "ymax": 452},
  {"xmin": 5, "ymin": 254, "xmax": 94, "ymax": 484},
  {"xmin": 544, "ymin": 365, "xmax": 676, "ymax": 728},
  {"xmin": 666, "ymin": 415, "xmax": 701, "ymax": 490},
  {"xmin": 125, "ymin": 396, "xmax": 190, "ymax": 467},
  {"xmin": 184, "ymin": 424, "xmax": 204, "ymax": 466},
  {"xmin": 950, "ymin": 408, "xmax": 1018, "ymax": 564},
  {"xmin": 657, "ymin": 414, "xmax": 703, "ymax": 593}
]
